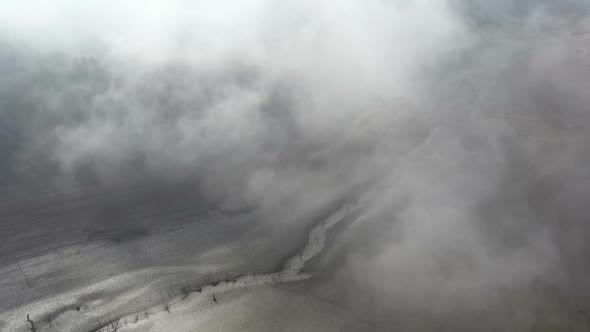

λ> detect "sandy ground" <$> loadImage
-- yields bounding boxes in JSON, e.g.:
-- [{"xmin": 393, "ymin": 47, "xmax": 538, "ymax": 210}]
[
  {"xmin": 2, "ymin": 180, "xmax": 590, "ymax": 332},
  {"xmin": 0, "ymin": 199, "xmax": 358, "ymax": 332},
  {"xmin": 0, "ymin": 174, "xmax": 348, "ymax": 331}
]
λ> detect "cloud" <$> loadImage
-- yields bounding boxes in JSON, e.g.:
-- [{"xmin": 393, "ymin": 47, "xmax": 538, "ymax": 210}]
[{"xmin": 2, "ymin": 1, "xmax": 590, "ymax": 327}]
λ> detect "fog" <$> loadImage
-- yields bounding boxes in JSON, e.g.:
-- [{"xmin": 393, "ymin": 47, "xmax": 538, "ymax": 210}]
[{"xmin": 1, "ymin": 0, "xmax": 590, "ymax": 330}]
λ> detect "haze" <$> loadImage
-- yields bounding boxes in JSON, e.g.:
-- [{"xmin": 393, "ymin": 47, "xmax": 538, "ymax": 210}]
[{"xmin": 1, "ymin": 1, "xmax": 590, "ymax": 331}]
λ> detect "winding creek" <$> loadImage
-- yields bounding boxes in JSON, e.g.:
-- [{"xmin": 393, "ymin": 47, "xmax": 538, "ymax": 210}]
[{"xmin": 87, "ymin": 202, "xmax": 360, "ymax": 332}]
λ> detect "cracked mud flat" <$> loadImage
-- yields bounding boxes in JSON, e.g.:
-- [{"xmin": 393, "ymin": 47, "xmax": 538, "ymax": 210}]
[{"xmin": 0, "ymin": 202, "xmax": 364, "ymax": 332}]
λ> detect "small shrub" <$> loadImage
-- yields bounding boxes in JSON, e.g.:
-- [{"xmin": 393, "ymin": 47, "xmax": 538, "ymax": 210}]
[{"xmin": 181, "ymin": 286, "xmax": 191, "ymax": 299}]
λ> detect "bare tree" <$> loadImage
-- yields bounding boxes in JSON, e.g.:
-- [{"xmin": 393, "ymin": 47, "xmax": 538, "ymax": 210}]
[
  {"xmin": 25, "ymin": 315, "xmax": 36, "ymax": 332},
  {"xmin": 163, "ymin": 302, "xmax": 171, "ymax": 313},
  {"xmin": 107, "ymin": 315, "xmax": 120, "ymax": 332},
  {"xmin": 109, "ymin": 319, "xmax": 120, "ymax": 332},
  {"xmin": 271, "ymin": 271, "xmax": 283, "ymax": 284},
  {"xmin": 212, "ymin": 293, "xmax": 218, "ymax": 304}
]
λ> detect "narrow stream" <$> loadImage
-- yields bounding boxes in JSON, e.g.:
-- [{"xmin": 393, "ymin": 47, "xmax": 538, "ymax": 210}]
[{"xmin": 89, "ymin": 203, "xmax": 360, "ymax": 331}]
